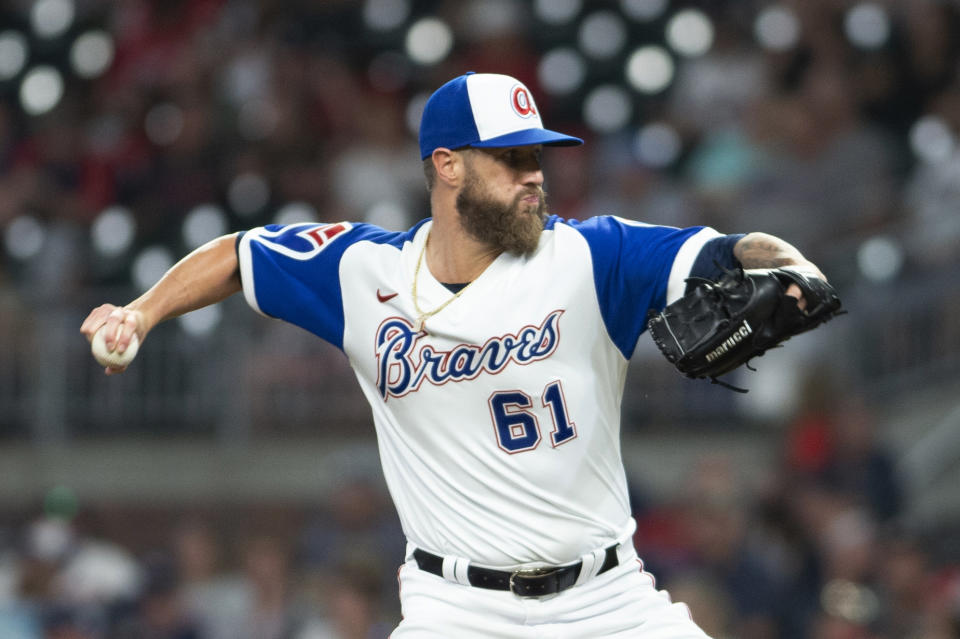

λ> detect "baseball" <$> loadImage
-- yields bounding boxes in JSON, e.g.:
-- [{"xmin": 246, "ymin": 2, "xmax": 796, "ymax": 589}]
[{"xmin": 91, "ymin": 325, "xmax": 140, "ymax": 368}]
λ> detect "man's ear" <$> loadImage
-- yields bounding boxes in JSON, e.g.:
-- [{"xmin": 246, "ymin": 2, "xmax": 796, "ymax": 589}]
[{"xmin": 432, "ymin": 148, "xmax": 462, "ymax": 187}]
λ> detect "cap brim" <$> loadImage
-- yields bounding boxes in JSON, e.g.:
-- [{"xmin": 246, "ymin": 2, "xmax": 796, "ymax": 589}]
[{"xmin": 469, "ymin": 127, "xmax": 583, "ymax": 150}]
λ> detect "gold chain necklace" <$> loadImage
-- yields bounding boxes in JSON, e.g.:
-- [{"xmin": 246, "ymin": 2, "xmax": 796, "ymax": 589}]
[{"xmin": 411, "ymin": 235, "xmax": 477, "ymax": 332}]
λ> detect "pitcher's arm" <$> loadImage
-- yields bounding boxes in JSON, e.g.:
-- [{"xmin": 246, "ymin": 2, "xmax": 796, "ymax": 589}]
[{"xmin": 80, "ymin": 233, "xmax": 242, "ymax": 373}]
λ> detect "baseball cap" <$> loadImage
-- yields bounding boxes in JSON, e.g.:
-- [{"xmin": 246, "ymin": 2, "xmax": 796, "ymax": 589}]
[{"xmin": 418, "ymin": 72, "xmax": 583, "ymax": 160}]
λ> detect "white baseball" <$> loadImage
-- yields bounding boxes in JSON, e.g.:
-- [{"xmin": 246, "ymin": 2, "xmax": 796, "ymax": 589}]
[{"xmin": 91, "ymin": 325, "xmax": 140, "ymax": 368}]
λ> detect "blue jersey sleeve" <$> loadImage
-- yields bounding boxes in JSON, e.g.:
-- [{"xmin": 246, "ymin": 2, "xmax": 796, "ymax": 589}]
[
  {"xmin": 563, "ymin": 216, "xmax": 712, "ymax": 359},
  {"xmin": 237, "ymin": 221, "xmax": 408, "ymax": 350}
]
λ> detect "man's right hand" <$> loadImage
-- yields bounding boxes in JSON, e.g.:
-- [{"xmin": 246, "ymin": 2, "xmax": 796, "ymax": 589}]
[{"xmin": 80, "ymin": 304, "xmax": 146, "ymax": 375}]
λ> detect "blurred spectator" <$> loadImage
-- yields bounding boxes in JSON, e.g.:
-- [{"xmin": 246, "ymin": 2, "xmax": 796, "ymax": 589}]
[
  {"xmin": 729, "ymin": 62, "xmax": 898, "ymax": 258},
  {"xmin": 669, "ymin": 10, "xmax": 770, "ymax": 132},
  {"xmin": 902, "ymin": 86, "xmax": 960, "ymax": 268},
  {"xmin": 783, "ymin": 369, "xmax": 838, "ymax": 477},
  {"xmin": 299, "ymin": 478, "xmax": 404, "ymax": 581},
  {"xmin": 326, "ymin": 92, "xmax": 425, "ymax": 229},
  {"xmin": 672, "ymin": 456, "xmax": 786, "ymax": 639},
  {"xmin": 41, "ymin": 604, "xmax": 102, "ymax": 639},
  {"xmin": 172, "ymin": 519, "xmax": 246, "ymax": 639},
  {"xmin": 20, "ymin": 515, "xmax": 141, "ymax": 612},
  {"xmin": 874, "ymin": 535, "xmax": 935, "ymax": 638},
  {"xmin": 0, "ymin": 512, "xmax": 140, "ymax": 638},
  {"xmin": 299, "ymin": 560, "xmax": 391, "ymax": 639},
  {"xmin": 664, "ymin": 571, "xmax": 735, "ymax": 639},
  {"xmin": 808, "ymin": 612, "xmax": 878, "ymax": 639},
  {"xmin": 109, "ymin": 551, "xmax": 201, "ymax": 639},
  {"xmin": 182, "ymin": 529, "xmax": 306, "ymax": 639},
  {"xmin": 237, "ymin": 320, "xmax": 369, "ymax": 436},
  {"xmin": 785, "ymin": 384, "xmax": 902, "ymax": 524},
  {"xmin": 818, "ymin": 397, "xmax": 901, "ymax": 523},
  {"xmin": 237, "ymin": 534, "xmax": 300, "ymax": 639}
]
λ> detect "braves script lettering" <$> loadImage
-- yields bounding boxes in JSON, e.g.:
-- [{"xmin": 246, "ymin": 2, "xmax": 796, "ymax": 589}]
[{"xmin": 375, "ymin": 310, "xmax": 564, "ymax": 400}]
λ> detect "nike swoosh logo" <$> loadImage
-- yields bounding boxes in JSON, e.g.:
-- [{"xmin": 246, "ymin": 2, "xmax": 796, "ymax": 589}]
[{"xmin": 377, "ymin": 289, "xmax": 398, "ymax": 303}]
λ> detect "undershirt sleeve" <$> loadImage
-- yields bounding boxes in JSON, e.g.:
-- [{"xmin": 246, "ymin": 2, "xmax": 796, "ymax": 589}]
[{"xmin": 687, "ymin": 234, "xmax": 745, "ymax": 290}]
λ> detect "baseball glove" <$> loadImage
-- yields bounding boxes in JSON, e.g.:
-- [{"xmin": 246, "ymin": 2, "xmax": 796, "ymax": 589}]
[{"xmin": 646, "ymin": 266, "xmax": 843, "ymax": 391}]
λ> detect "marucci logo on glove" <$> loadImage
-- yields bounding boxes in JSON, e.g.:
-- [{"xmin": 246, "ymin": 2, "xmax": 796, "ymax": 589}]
[{"xmin": 705, "ymin": 321, "xmax": 752, "ymax": 363}]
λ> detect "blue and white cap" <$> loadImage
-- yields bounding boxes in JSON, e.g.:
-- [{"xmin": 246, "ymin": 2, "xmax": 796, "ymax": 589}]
[{"xmin": 418, "ymin": 72, "xmax": 583, "ymax": 160}]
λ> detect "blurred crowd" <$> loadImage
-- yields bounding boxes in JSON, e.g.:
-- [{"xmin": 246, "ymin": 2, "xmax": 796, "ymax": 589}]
[
  {"xmin": 1, "ymin": 0, "xmax": 959, "ymax": 300},
  {"xmin": 1, "ymin": 383, "xmax": 960, "ymax": 638},
  {"xmin": 634, "ymin": 391, "xmax": 945, "ymax": 639},
  {"xmin": 0, "ymin": 478, "xmax": 405, "ymax": 639},
  {"xmin": 0, "ymin": 0, "xmax": 958, "ymax": 419}
]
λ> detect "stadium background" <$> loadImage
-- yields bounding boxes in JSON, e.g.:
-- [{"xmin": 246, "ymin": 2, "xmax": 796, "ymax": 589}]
[{"xmin": 1, "ymin": 0, "xmax": 959, "ymax": 637}]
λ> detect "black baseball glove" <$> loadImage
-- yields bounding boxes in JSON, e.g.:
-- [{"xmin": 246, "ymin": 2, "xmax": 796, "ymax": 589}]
[{"xmin": 646, "ymin": 266, "xmax": 843, "ymax": 391}]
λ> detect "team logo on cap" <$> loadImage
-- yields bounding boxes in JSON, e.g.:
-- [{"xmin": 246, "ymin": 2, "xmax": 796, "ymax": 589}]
[{"xmin": 510, "ymin": 84, "xmax": 538, "ymax": 118}]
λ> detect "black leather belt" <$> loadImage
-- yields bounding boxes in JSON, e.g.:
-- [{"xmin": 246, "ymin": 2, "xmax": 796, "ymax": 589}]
[{"xmin": 413, "ymin": 544, "xmax": 620, "ymax": 597}]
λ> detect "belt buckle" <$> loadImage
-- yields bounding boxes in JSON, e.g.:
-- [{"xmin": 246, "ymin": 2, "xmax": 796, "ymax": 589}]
[{"xmin": 509, "ymin": 567, "xmax": 560, "ymax": 598}]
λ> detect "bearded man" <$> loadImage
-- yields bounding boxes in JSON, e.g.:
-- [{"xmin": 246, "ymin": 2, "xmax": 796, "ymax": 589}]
[{"xmin": 82, "ymin": 72, "xmax": 825, "ymax": 638}]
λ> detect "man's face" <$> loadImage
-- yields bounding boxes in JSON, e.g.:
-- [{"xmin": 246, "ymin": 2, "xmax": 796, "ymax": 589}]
[{"xmin": 455, "ymin": 146, "xmax": 547, "ymax": 256}]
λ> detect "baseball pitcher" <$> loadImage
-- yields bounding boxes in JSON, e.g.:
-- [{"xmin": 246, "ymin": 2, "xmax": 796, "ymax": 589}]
[{"xmin": 82, "ymin": 73, "xmax": 840, "ymax": 638}]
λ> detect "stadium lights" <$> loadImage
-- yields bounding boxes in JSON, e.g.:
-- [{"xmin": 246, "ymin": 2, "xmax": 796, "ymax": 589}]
[
  {"xmin": 857, "ymin": 236, "xmax": 904, "ymax": 283},
  {"xmin": 91, "ymin": 206, "xmax": 136, "ymax": 258},
  {"xmin": 754, "ymin": 5, "xmax": 801, "ymax": 52},
  {"xmin": 131, "ymin": 246, "xmax": 175, "ymax": 293},
  {"xmin": 578, "ymin": 11, "xmax": 628, "ymax": 60},
  {"xmin": 363, "ymin": 0, "xmax": 411, "ymax": 32},
  {"xmin": 909, "ymin": 115, "xmax": 955, "ymax": 165},
  {"xmin": 182, "ymin": 204, "xmax": 229, "ymax": 250},
  {"xmin": 534, "ymin": 0, "xmax": 582, "ymax": 26},
  {"xmin": 405, "ymin": 17, "xmax": 453, "ymax": 65},
  {"xmin": 19, "ymin": 66, "xmax": 64, "ymax": 116},
  {"xmin": 30, "ymin": 0, "xmax": 74, "ymax": 40},
  {"xmin": 634, "ymin": 122, "xmax": 682, "ymax": 168},
  {"xmin": 625, "ymin": 46, "xmax": 675, "ymax": 94},
  {"xmin": 0, "ymin": 31, "xmax": 29, "ymax": 81},
  {"xmin": 273, "ymin": 202, "xmax": 319, "ymax": 226},
  {"xmin": 620, "ymin": 0, "xmax": 668, "ymax": 22},
  {"xmin": 538, "ymin": 48, "xmax": 587, "ymax": 96},
  {"xmin": 666, "ymin": 9, "xmax": 714, "ymax": 58},
  {"xmin": 70, "ymin": 30, "xmax": 114, "ymax": 79},
  {"xmin": 844, "ymin": 2, "xmax": 890, "ymax": 50},
  {"xmin": 178, "ymin": 304, "xmax": 222, "ymax": 337},
  {"xmin": 228, "ymin": 173, "xmax": 271, "ymax": 218},
  {"xmin": 583, "ymin": 84, "xmax": 632, "ymax": 134},
  {"xmin": 3, "ymin": 215, "xmax": 45, "ymax": 261}
]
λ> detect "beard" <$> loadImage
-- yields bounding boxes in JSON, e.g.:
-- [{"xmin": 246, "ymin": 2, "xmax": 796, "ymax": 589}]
[{"xmin": 456, "ymin": 170, "xmax": 547, "ymax": 256}]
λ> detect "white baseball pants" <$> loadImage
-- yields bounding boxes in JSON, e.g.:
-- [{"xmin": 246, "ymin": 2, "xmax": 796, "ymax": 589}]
[{"xmin": 391, "ymin": 545, "xmax": 712, "ymax": 638}]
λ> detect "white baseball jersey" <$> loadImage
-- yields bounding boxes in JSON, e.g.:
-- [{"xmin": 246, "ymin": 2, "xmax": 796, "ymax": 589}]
[{"xmin": 237, "ymin": 215, "xmax": 721, "ymax": 569}]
